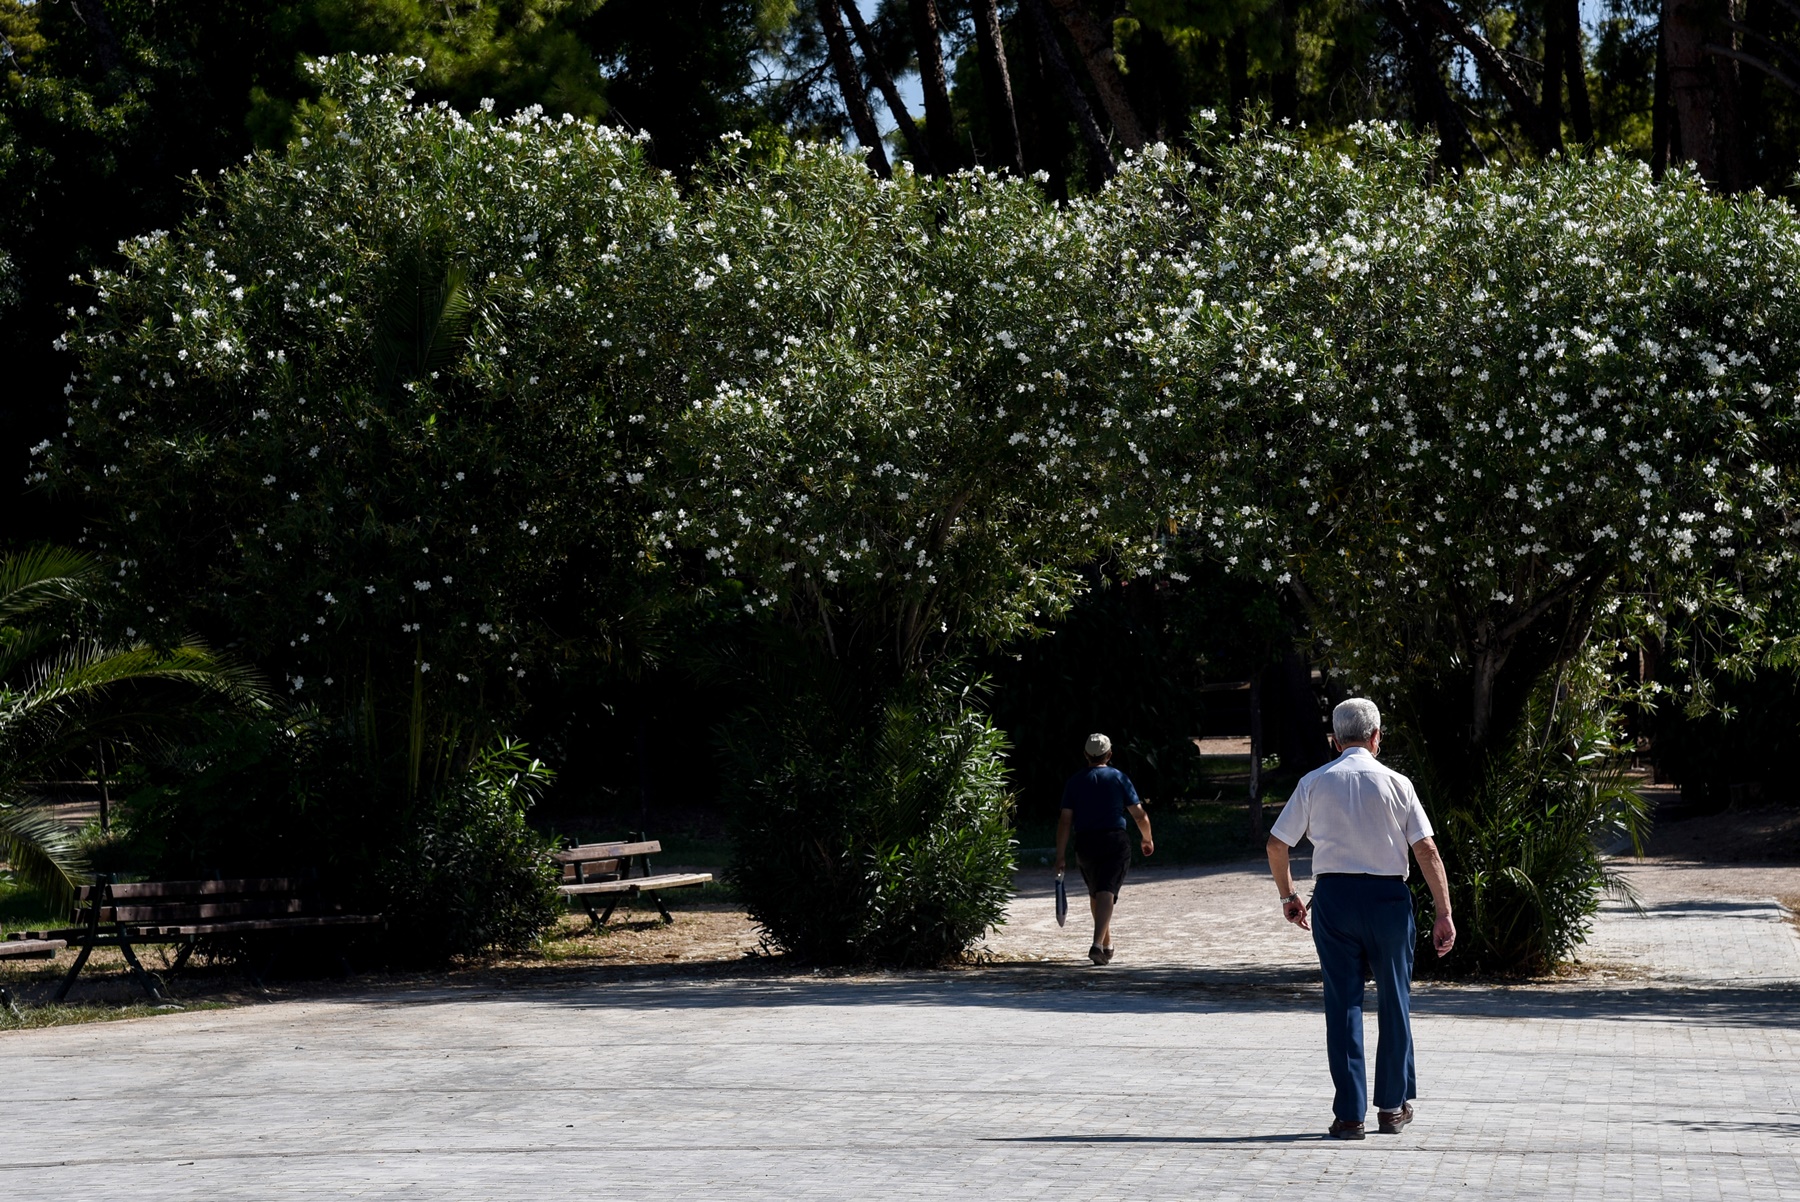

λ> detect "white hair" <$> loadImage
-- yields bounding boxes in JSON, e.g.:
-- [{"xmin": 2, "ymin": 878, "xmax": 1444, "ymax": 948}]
[{"xmin": 1332, "ymin": 698, "xmax": 1381, "ymax": 744}]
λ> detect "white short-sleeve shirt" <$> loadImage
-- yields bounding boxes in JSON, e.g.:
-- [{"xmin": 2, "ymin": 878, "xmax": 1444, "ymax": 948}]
[{"xmin": 1268, "ymin": 747, "xmax": 1433, "ymax": 878}]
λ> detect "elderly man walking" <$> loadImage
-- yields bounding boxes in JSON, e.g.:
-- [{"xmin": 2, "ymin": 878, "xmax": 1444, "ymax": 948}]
[{"xmin": 1266, "ymin": 698, "xmax": 1456, "ymax": 1139}]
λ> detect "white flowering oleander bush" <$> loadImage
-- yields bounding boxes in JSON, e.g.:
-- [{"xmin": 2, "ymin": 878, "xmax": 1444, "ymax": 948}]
[
  {"xmin": 632, "ymin": 139, "xmax": 1203, "ymax": 962},
  {"xmin": 1135, "ymin": 123, "xmax": 1800, "ymax": 972},
  {"xmin": 646, "ymin": 137, "xmax": 1183, "ymax": 676},
  {"xmin": 45, "ymin": 57, "xmax": 689, "ymax": 792},
  {"xmin": 1151, "ymin": 123, "xmax": 1800, "ymax": 755}
]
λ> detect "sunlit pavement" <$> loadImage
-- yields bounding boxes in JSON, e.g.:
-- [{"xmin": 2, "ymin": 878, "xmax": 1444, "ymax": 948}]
[{"xmin": 4, "ymin": 861, "xmax": 1798, "ymax": 1201}]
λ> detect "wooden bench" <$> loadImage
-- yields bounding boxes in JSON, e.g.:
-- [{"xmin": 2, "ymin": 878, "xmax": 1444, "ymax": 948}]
[
  {"xmin": 556, "ymin": 840, "xmax": 712, "ymax": 931},
  {"xmin": 0, "ymin": 938, "xmax": 66, "ymax": 1017},
  {"xmin": 10, "ymin": 874, "xmax": 381, "ymax": 1002}
]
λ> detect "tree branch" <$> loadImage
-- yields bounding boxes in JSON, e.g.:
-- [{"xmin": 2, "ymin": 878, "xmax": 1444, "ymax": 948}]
[
  {"xmin": 1407, "ymin": 0, "xmax": 1557, "ymax": 154},
  {"xmin": 841, "ymin": 0, "xmax": 935, "ymax": 174},
  {"xmin": 1705, "ymin": 42, "xmax": 1800, "ymax": 94}
]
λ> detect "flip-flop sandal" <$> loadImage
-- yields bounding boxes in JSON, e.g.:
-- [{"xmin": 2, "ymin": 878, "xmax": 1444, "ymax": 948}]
[{"xmin": 1088, "ymin": 945, "xmax": 1106, "ymax": 965}]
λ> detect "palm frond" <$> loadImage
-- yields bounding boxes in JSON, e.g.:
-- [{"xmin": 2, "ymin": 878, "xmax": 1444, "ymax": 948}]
[
  {"xmin": 0, "ymin": 638, "xmax": 267, "ymax": 782},
  {"xmin": 0, "ymin": 544, "xmax": 99, "ymax": 628},
  {"xmin": 0, "ymin": 798, "xmax": 88, "ymax": 910}
]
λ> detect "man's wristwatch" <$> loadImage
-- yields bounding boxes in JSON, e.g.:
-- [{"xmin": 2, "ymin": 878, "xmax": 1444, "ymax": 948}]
[{"xmin": 1280, "ymin": 892, "xmax": 1301, "ymax": 905}]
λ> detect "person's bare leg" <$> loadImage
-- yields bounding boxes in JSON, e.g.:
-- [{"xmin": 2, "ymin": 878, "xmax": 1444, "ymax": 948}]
[{"xmin": 1092, "ymin": 891, "xmax": 1115, "ymax": 950}]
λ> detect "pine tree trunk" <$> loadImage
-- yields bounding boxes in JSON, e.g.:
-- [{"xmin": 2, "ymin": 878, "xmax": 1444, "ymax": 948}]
[
  {"xmin": 1663, "ymin": 0, "xmax": 1746, "ymax": 187},
  {"xmin": 1542, "ymin": 0, "xmax": 1566, "ymax": 149},
  {"xmin": 1225, "ymin": 30, "xmax": 1250, "ymax": 130},
  {"xmin": 819, "ymin": 0, "xmax": 893, "ymax": 178},
  {"xmin": 1044, "ymin": 0, "xmax": 1146, "ymax": 148},
  {"xmin": 1272, "ymin": 0, "xmax": 1300, "ymax": 125},
  {"xmin": 908, "ymin": 0, "xmax": 963, "ymax": 170},
  {"xmin": 1560, "ymin": 0, "xmax": 1595, "ymax": 144},
  {"xmin": 1022, "ymin": 0, "xmax": 1115, "ymax": 176},
  {"xmin": 69, "ymin": 0, "xmax": 121, "ymax": 74},
  {"xmin": 1653, "ymin": 14, "xmax": 1672, "ymax": 176},
  {"xmin": 1385, "ymin": 0, "xmax": 1474, "ymax": 169},
  {"xmin": 972, "ymin": 0, "xmax": 1025, "ymax": 173}
]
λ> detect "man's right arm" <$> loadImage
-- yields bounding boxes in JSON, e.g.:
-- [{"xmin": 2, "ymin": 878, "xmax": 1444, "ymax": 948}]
[
  {"xmin": 1411, "ymin": 836, "xmax": 1456, "ymax": 956},
  {"xmin": 1053, "ymin": 809, "xmax": 1073, "ymax": 873},
  {"xmin": 1266, "ymin": 781, "xmax": 1308, "ymax": 928},
  {"xmin": 1267, "ymin": 835, "xmax": 1308, "ymax": 929}
]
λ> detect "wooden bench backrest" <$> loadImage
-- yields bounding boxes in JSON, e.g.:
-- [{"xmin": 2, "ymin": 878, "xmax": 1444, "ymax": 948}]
[
  {"xmin": 76, "ymin": 877, "xmax": 305, "ymax": 902},
  {"xmin": 553, "ymin": 841, "xmax": 659, "ymax": 865},
  {"xmin": 70, "ymin": 877, "xmax": 336, "ymax": 927}
]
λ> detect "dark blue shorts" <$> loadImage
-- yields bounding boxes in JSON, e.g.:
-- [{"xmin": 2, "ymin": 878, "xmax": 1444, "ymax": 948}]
[{"xmin": 1074, "ymin": 828, "xmax": 1131, "ymax": 897}]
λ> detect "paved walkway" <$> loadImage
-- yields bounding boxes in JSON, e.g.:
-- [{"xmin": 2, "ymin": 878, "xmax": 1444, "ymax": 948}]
[
  {"xmin": 987, "ymin": 855, "xmax": 1800, "ymax": 986},
  {"xmin": 3, "ymin": 857, "xmax": 1798, "ymax": 1201}
]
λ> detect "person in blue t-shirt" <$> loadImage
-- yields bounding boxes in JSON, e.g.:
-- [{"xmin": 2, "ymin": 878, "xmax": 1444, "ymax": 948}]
[{"xmin": 1054, "ymin": 733, "xmax": 1154, "ymax": 965}]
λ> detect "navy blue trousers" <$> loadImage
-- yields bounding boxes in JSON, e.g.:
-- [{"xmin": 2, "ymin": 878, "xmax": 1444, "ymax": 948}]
[{"xmin": 1310, "ymin": 874, "xmax": 1417, "ymax": 1123}]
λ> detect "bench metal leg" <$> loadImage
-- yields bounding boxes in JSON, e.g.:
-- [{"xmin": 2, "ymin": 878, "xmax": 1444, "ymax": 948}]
[
  {"xmin": 169, "ymin": 940, "xmax": 196, "ymax": 974},
  {"xmin": 54, "ymin": 942, "xmax": 94, "ymax": 1003},
  {"xmin": 117, "ymin": 936, "xmax": 165, "ymax": 1002},
  {"xmin": 580, "ymin": 894, "xmax": 626, "ymax": 932},
  {"xmin": 649, "ymin": 891, "xmax": 674, "ymax": 924},
  {"xmin": 579, "ymin": 892, "xmax": 637, "ymax": 928},
  {"xmin": 245, "ymin": 948, "xmax": 278, "ymax": 993}
]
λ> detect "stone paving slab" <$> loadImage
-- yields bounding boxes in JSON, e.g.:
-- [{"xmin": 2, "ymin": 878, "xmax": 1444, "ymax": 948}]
[{"xmin": 4, "ymin": 974, "xmax": 1799, "ymax": 1201}]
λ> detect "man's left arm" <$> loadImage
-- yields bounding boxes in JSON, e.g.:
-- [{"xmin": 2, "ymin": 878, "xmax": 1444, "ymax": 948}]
[
  {"xmin": 1411, "ymin": 836, "xmax": 1456, "ymax": 956},
  {"xmin": 1126, "ymin": 803, "xmax": 1153, "ymax": 857}
]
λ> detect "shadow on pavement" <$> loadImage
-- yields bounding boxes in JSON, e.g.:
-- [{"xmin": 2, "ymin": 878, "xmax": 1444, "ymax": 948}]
[
  {"xmin": 340, "ymin": 961, "xmax": 1800, "ymax": 1030},
  {"xmin": 981, "ymin": 1133, "xmax": 1325, "ymax": 1145},
  {"xmin": 1009, "ymin": 856, "xmax": 1302, "ymax": 899},
  {"xmin": 1410, "ymin": 982, "xmax": 1800, "ymax": 1026},
  {"xmin": 1599, "ymin": 900, "xmax": 1792, "ymax": 915},
  {"xmin": 1661, "ymin": 1119, "xmax": 1800, "ymax": 1137}
]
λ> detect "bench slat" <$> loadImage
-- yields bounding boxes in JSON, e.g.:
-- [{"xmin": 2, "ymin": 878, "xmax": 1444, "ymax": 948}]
[
  {"xmin": 13, "ymin": 928, "xmax": 88, "ymax": 943},
  {"xmin": 560, "ymin": 859, "xmax": 620, "ymax": 879},
  {"xmin": 553, "ymin": 841, "xmax": 659, "ymax": 864},
  {"xmin": 559, "ymin": 872, "xmax": 712, "ymax": 897},
  {"xmin": 123, "ymin": 914, "xmax": 383, "ymax": 937},
  {"xmin": 77, "ymin": 877, "xmax": 306, "ymax": 901},
  {"xmin": 102, "ymin": 899, "xmax": 311, "ymax": 923},
  {"xmin": 0, "ymin": 938, "xmax": 66, "ymax": 959}
]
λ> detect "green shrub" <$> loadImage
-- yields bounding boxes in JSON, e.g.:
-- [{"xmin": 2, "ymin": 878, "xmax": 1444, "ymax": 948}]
[
  {"xmin": 1401, "ymin": 676, "xmax": 1649, "ymax": 977},
  {"xmin": 724, "ymin": 678, "xmax": 1015, "ymax": 967},
  {"xmin": 381, "ymin": 739, "xmax": 560, "ymax": 963}
]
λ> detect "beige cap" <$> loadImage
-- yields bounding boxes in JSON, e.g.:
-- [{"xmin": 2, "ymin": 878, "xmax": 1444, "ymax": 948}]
[{"xmin": 1085, "ymin": 733, "xmax": 1112, "ymax": 759}]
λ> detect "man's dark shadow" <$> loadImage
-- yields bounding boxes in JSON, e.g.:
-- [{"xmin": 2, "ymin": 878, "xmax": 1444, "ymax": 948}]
[{"xmin": 982, "ymin": 1133, "xmax": 1324, "ymax": 1145}]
